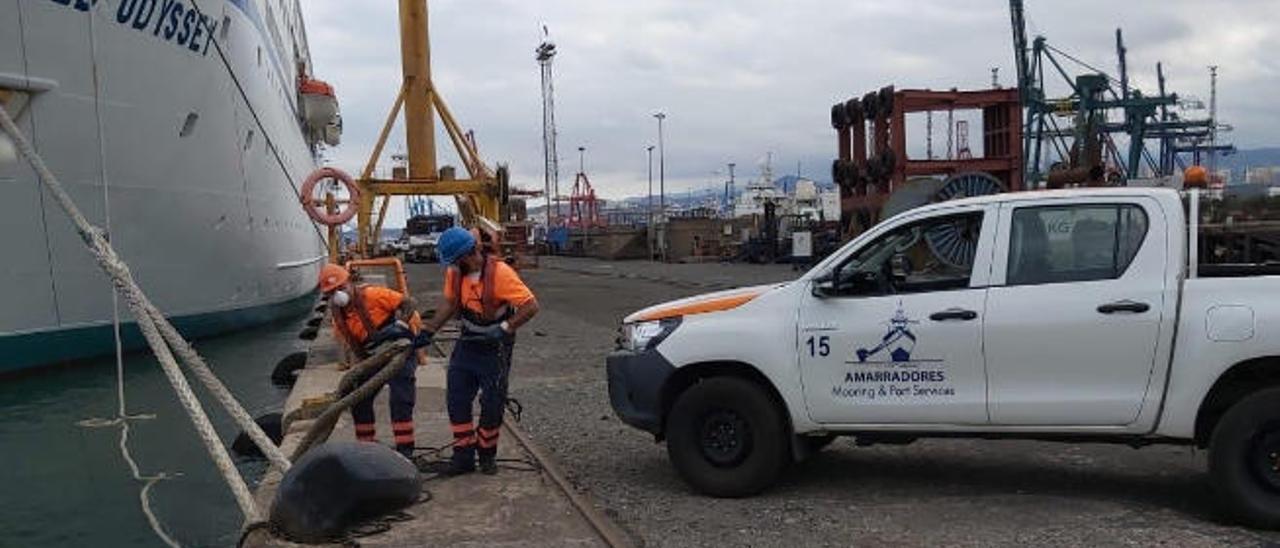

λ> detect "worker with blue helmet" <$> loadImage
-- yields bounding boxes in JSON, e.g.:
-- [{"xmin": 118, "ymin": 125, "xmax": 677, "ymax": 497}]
[
  {"xmin": 423, "ymin": 226, "xmax": 540, "ymax": 475},
  {"xmin": 436, "ymin": 226, "xmax": 475, "ymax": 265}
]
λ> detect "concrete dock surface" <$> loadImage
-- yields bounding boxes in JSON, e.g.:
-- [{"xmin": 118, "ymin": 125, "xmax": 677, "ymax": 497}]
[{"xmin": 249, "ymin": 315, "xmax": 625, "ymax": 546}]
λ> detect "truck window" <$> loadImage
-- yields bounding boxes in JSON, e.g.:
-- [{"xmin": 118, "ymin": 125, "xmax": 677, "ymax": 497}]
[
  {"xmin": 1189, "ymin": 190, "xmax": 1280, "ymax": 276},
  {"xmin": 833, "ymin": 212, "xmax": 983, "ymax": 296},
  {"xmin": 1006, "ymin": 204, "xmax": 1147, "ymax": 286}
]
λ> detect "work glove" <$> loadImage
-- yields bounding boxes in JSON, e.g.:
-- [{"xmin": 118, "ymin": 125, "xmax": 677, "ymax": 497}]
[
  {"xmin": 365, "ymin": 320, "xmax": 413, "ymax": 354},
  {"xmin": 470, "ymin": 323, "xmax": 509, "ymax": 343},
  {"xmin": 412, "ymin": 329, "xmax": 434, "ymax": 350}
]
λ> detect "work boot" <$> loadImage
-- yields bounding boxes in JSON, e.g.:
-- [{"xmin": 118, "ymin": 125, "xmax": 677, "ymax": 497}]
[
  {"xmin": 396, "ymin": 445, "xmax": 415, "ymax": 460},
  {"xmin": 479, "ymin": 455, "xmax": 498, "ymax": 475}
]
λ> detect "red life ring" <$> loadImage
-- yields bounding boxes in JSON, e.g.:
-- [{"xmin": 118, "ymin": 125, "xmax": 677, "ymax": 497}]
[{"xmin": 299, "ymin": 167, "xmax": 359, "ymax": 226}]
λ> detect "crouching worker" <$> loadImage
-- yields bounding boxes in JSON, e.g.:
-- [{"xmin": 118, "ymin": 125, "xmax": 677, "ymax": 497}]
[
  {"xmin": 318, "ymin": 263, "xmax": 429, "ymax": 458},
  {"xmin": 422, "ymin": 227, "xmax": 539, "ymax": 476}
]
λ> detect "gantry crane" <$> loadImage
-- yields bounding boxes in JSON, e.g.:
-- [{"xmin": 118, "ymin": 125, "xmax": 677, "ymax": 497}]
[{"xmin": 1010, "ymin": 0, "xmax": 1232, "ymax": 186}]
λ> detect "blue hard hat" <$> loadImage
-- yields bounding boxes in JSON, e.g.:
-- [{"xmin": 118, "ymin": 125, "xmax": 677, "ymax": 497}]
[{"xmin": 437, "ymin": 226, "xmax": 476, "ymax": 265}]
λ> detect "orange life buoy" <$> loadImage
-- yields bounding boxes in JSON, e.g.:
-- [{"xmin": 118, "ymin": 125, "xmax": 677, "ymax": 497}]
[{"xmin": 299, "ymin": 167, "xmax": 359, "ymax": 226}]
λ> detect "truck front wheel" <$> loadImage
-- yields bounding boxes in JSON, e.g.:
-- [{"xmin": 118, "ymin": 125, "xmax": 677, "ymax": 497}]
[
  {"xmin": 1209, "ymin": 386, "xmax": 1280, "ymax": 529},
  {"xmin": 665, "ymin": 377, "xmax": 789, "ymax": 497}
]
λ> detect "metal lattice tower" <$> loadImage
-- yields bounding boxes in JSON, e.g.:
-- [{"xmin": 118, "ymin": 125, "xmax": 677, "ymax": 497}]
[
  {"xmin": 1208, "ymin": 65, "xmax": 1219, "ymax": 174},
  {"xmin": 536, "ymin": 32, "xmax": 560, "ymax": 228}
]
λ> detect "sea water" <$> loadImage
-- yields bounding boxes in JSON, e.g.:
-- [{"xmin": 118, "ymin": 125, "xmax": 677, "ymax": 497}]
[{"xmin": 0, "ymin": 314, "xmax": 312, "ymax": 547}]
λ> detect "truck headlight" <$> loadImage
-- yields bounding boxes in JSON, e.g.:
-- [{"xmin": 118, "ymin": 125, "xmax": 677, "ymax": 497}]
[{"xmin": 619, "ymin": 317, "xmax": 681, "ymax": 352}]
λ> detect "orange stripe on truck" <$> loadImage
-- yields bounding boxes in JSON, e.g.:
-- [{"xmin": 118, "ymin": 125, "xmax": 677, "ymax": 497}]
[{"xmin": 634, "ymin": 293, "xmax": 761, "ymax": 322}]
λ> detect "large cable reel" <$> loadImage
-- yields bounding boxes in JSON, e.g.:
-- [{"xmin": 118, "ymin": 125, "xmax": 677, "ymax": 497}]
[
  {"xmin": 878, "ymin": 172, "xmax": 1004, "ymax": 269},
  {"xmin": 925, "ymin": 172, "xmax": 1004, "ymax": 269},
  {"xmin": 935, "ymin": 171, "xmax": 1004, "ymax": 202}
]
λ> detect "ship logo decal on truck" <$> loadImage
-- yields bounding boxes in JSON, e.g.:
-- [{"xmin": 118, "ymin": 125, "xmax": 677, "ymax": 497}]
[
  {"xmin": 855, "ymin": 302, "xmax": 919, "ymax": 363},
  {"xmin": 833, "ymin": 302, "xmax": 954, "ymax": 401}
]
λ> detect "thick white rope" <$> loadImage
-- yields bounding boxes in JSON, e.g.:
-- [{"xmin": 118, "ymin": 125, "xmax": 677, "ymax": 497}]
[
  {"xmin": 0, "ymin": 105, "xmax": 263, "ymax": 523},
  {"xmin": 143, "ymin": 301, "xmax": 293, "ymax": 472}
]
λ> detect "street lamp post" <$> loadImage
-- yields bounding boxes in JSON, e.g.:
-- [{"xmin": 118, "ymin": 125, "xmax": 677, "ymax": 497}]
[
  {"xmin": 653, "ymin": 112, "xmax": 666, "ymax": 261},
  {"xmin": 647, "ymin": 145, "xmax": 655, "ymax": 260},
  {"xmin": 654, "ymin": 112, "xmax": 666, "ymax": 219}
]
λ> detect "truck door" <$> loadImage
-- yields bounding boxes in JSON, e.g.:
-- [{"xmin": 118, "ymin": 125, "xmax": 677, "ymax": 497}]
[
  {"xmin": 984, "ymin": 198, "xmax": 1168, "ymax": 425},
  {"xmin": 798, "ymin": 206, "xmax": 995, "ymax": 424}
]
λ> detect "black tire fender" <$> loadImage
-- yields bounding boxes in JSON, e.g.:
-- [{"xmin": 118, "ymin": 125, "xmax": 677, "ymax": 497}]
[
  {"xmin": 844, "ymin": 98, "xmax": 863, "ymax": 124},
  {"xmin": 271, "ymin": 351, "xmax": 308, "ymax": 387},
  {"xmin": 231, "ymin": 412, "xmax": 284, "ymax": 458},
  {"xmin": 830, "ymin": 103, "xmax": 849, "ymax": 130},
  {"xmin": 861, "ymin": 92, "xmax": 879, "ymax": 121},
  {"xmin": 878, "ymin": 86, "xmax": 895, "ymax": 117}
]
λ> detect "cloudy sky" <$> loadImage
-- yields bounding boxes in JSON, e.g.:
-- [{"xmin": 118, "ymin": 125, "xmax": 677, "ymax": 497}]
[{"xmin": 301, "ymin": 0, "xmax": 1278, "ymax": 212}]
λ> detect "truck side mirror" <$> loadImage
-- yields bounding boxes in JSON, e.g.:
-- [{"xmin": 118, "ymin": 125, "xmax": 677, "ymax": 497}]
[{"xmin": 811, "ymin": 272, "xmax": 837, "ymax": 298}]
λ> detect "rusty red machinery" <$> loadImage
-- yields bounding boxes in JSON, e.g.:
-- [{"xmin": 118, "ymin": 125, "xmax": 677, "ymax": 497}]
[
  {"xmin": 831, "ymin": 85, "xmax": 1023, "ymax": 237},
  {"xmin": 568, "ymin": 171, "xmax": 603, "ymax": 229}
]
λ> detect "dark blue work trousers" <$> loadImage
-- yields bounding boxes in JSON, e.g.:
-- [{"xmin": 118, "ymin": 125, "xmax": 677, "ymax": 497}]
[
  {"xmin": 447, "ymin": 337, "xmax": 514, "ymax": 468},
  {"xmin": 351, "ymin": 353, "xmax": 417, "ymax": 452}
]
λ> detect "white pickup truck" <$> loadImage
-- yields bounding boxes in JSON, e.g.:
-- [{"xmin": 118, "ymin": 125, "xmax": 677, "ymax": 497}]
[{"xmin": 607, "ymin": 187, "xmax": 1280, "ymax": 528}]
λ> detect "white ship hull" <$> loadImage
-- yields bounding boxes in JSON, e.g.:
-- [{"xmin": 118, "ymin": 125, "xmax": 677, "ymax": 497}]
[{"xmin": 0, "ymin": 0, "xmax": 327, "ymax": 371}]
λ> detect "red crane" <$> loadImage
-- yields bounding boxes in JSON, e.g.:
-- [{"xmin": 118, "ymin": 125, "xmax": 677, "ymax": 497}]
[
  {"xmin": 568, "ymin": 171, "xmax": 602, "ymax": 228},
  {"xmin": 568, "ymin": 146, "xmax": 603, "ymax": 228}
]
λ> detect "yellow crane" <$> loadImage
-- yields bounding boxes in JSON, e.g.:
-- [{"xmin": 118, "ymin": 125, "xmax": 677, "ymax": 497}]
[{"xmin": 352, "ymin": 0, "xmax": 507, "ymax": 256}]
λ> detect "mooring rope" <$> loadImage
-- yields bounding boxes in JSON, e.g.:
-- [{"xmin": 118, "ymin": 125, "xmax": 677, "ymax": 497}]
[
  {"xmin": 0, "ymin": 100, "xmax": 277, "ymax": 526},
  {"xmin": 289, "ymin": 342, "xmax": 413, "ymax": 461},
  {"xmin": 141, "ymin": 299, "xmax": 294, "ymax": 472}
]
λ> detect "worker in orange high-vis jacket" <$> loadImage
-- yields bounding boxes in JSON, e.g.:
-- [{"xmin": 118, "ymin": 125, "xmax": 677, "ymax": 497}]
[
  {"xmin": 318, "ymin": 263, "xmax": 426, "ymax": 458},
  {"xmin": 422, "ymin": 227, "xmax": 540, "ymax": 476}
]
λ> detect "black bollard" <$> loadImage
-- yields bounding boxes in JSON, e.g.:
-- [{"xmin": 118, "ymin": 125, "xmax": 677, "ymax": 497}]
[
  {"xmin": 306, "ymin": 316, "xmax": 323, "ymax": 328},
  {"xmin": 270, "ymin": 442, "xmax": 422, "ymax": 543},
  {"xmin": 271, "ymin": 351, "xmax": 308, "ymax": 387},
  {"xmin": 231, "ymin": 412, "xmax": 284, "ymax": 458},
  {"xmin": 298, "ymin": 326, "xmax": 319, "ymax": 340}
]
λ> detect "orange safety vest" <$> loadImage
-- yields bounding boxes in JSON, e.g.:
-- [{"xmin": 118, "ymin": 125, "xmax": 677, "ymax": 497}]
[
  {"xmin": 331, "ymin": 285, "xmax": 400, "ymax": 347},
  {"xmin": 449, "ymin": 254, "xmax": 507, "ymax": 326}
]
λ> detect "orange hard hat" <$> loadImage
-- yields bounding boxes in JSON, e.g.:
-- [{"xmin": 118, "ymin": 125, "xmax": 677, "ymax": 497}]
[{"xmin": 318, "ymin": 263, "xmax": 349, "ymax": 293}]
